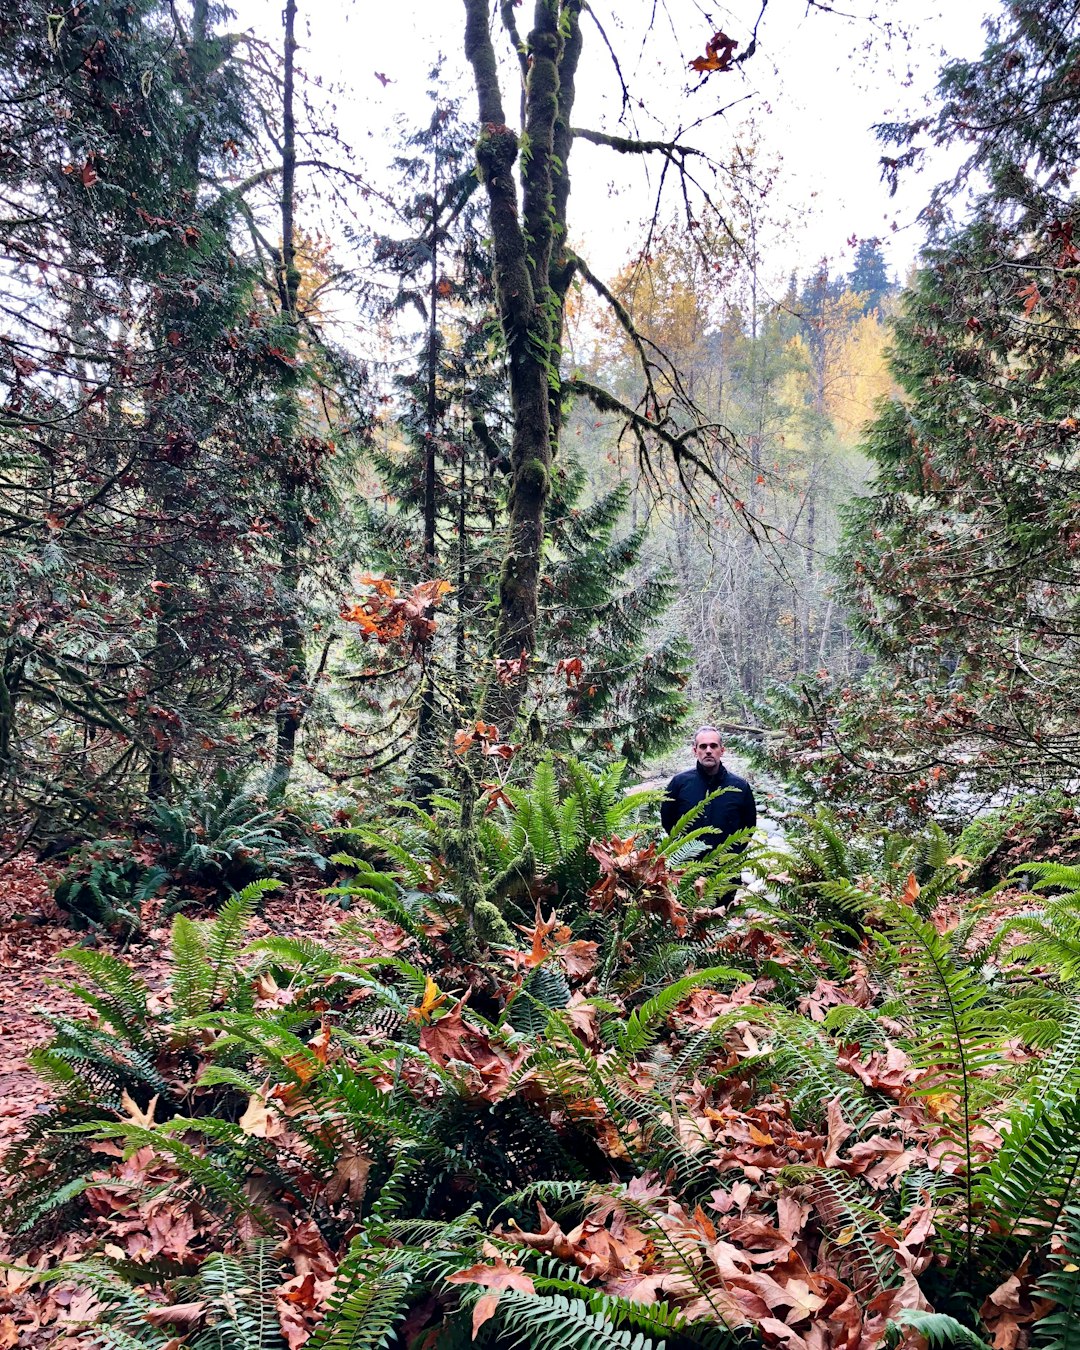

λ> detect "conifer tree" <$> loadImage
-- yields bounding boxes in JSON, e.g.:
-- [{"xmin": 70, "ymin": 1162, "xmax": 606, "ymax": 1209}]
[
  {"xmin": 770, "ymin": 1, "xmax": 1080, "ymax": 817},
  {"xmin": 847, "ymin": 239, "xmax": 891, "ymax": 315},
  {"xmin": 338, "ymin": 98, "xmax": 690, "ymax": 785}
]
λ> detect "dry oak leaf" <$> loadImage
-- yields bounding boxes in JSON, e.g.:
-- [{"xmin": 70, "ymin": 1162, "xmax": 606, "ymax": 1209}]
[{"xmin": 446, "ymin": 1258, "xmax": 535, "ymax": 1338}]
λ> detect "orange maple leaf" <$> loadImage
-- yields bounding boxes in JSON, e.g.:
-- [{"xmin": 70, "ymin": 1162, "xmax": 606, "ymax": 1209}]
[
  {"xmin": 689, "ymin": 30, "xmax": 739, "ymax": 74},
  {"xmin": 408, "ymin": 976, "xmax": 448, "ymax": 1025},
  {"xmin": 446, "ymin": 1258, "xmax": 535, "ymax": 1337}
]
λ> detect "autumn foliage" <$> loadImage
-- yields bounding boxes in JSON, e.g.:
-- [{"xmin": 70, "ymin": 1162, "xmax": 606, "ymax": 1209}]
[{"xmin": 3, "ymin": 764, "xmax": 1080, "ymax": 1348}]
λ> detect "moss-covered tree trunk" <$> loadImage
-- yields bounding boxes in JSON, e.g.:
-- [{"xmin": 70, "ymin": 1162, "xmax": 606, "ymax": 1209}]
[{"xmin": 463, "ymin": 0, "xmax": 582, "ymax": 735}]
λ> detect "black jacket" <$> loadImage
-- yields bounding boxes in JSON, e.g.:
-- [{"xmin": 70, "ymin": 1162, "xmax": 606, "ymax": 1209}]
[{"xmin": 660, "ymin": 763, "xmax": 757, "ymax": 850}]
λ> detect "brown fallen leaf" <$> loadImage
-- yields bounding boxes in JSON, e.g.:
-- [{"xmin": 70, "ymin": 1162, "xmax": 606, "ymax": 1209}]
[
  {"xmin": 325, "ymin": 1146, "xmax": 372, "ymax": 1206},
  {"xmin": 239, "ymin": 1092, "xmax": 285, "ymax": 1139},
  {"xmin": 144, "ymin": 1301, "xmax": 207, "ymax": 1329},
  {"xmin": 121, "ymin": 1090, "xmax": 159, "ymax": 1129},
  {"xmin": 446, "ymin": 1258, "xmax": 535, "ymax": 1338}
]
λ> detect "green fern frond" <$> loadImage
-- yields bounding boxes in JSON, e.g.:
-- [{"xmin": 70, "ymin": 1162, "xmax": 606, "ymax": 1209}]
[
  {"xmin": 887, "ymin": 1310, "xmax": 993, "ymax": 1348},
  {"xmin": 307, "ymin": 1248, "xmax": 413, "ymax": 1349},
  {"xmin": 490, "ymin": 1288, "xmax": 668, "ymax": 1350},
  {"xmin": 615, "ymin": 966, "xmax": 745, "ymax": 1056},
  {"xmin": 1034, "ymin": 1197, "xmax": 1080, "ymax": 1350}
]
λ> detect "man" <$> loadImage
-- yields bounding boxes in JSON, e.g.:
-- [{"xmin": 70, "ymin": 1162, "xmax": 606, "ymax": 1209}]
[{"xmin": 660, "ymin": 726, "xmax": 757, "ymax": 851}]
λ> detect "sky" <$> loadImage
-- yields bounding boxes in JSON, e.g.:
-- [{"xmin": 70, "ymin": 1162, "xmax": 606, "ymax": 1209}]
[{"xmin": 230, "ymin": 0, "xmax": 995, "ymax": 296}]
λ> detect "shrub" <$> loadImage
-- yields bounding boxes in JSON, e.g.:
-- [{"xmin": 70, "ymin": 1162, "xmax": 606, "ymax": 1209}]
[
  {"xmin": 52, "ymin": 839, "xmax": 168, "ymax": 934},
  {"xmin": 148, "ymin": 772, "xmax": 326, "ymax": 906}
]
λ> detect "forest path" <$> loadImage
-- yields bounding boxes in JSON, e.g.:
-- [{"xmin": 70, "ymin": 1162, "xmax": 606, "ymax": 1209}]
[
  {"xmin": 0, "ymin": 857, "xmax": 86, "ymax": 1151},
  {"xmin": 0, "ymin": 860, "xmax": 339, "ymax": 1158}
]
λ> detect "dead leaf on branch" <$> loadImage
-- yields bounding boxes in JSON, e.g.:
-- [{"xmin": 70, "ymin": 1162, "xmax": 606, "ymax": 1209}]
[
  {"xmin": 340, "ymin": 575, "xmax": 451, "ymax": 654},
  {"xmin": 689, "ymin": 30, "xmax": 739, "ymax": 74}
]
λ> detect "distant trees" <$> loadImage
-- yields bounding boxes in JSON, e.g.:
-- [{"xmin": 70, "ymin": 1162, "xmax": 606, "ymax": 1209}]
[
  {"xmin": 770, "ymin": 1, "xmax": 1080, "ymax": 816},
  {"xmin": 571, "ymin": 218, "xmax": 891, "ymax": 721},
  {"xmin": 848, "ymin": 239, "xmax": 891, "ymax": 314}
]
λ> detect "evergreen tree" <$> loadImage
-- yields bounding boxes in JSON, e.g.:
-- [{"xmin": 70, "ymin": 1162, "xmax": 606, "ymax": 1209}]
[
  {"xmin": 847, "ymin": 239, "xmax": 891, "ymax": 314},
  {"xmin": 769, "ymin": 1, "xmax": 1080, "ymax": 817},
  {"xmin": 336, "ymin": 99, "xmax": 690, "ymax": 785},
  {"xmin": 0, "ymin": 0, "xmax": 364, "ymax": 828}
]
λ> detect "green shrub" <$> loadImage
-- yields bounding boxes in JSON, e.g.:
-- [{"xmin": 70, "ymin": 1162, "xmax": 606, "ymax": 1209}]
[
  {"xmin": 52, "ymin": 839, "xmax": 168, "ymax": 934},
  {"xmin": 148, "ymin": 772, "xmax": 326, "ymax": 906}
]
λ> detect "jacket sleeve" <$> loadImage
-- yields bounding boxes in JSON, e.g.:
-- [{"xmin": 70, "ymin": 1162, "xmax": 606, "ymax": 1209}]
[{"xmin": 660, "ymin": 777, "xmax": 681, "ymax": 835}]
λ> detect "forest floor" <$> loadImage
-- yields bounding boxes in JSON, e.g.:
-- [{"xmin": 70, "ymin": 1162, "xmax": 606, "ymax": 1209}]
[
  {"xmin": 0, "ymin": 854, "xmax": 352, "ymax": 1347},
  {"xmin": 0, "ymin": 856, "xmax": 349, "ymax": 1153},
  {"xmin": 0, "ymin": 798, "xmax": 1054, "ymax": 1348}
]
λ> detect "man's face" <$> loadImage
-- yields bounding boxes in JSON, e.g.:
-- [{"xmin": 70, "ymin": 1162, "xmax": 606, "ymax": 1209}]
[{"xmin": 693, "ymin": 733, "xmax": 723, "ymax": 773}]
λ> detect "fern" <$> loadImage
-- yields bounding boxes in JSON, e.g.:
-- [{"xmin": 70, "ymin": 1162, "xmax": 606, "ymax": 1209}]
[
  {"xmin": 307, "ymin": 1248, "xmax": 414, "ymax": 1349},
  {"xmin": 1034, "ymin": 1197, "xmax": 1080, "ymax": 1350},
  {"xmin": 614, "ymin": 966, "xmax": 744, "ymax": 1055},
  {"xmin": 887, "ymin": 1310, "xmax": 993, "ymax": 1348},
  {"xmin": 490, "ymin": 1289, "xmax": 668, "ymax": 1350}
]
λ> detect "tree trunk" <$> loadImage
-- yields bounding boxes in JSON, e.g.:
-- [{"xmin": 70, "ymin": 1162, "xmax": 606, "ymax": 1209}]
[
  {"xmin": 273, "ymin": 0, "xmax": 308, "ymax": 779},
  {"xmin": 147, "ymin": 0, "xmax": 211, "ymax": 800},
  {"xmin": 407, "ymin": 147, "xmax": 444, "ymax": 803},
  {"xmin": 463, "ymin": 0, "xmax": 582, "ymax": 734}
]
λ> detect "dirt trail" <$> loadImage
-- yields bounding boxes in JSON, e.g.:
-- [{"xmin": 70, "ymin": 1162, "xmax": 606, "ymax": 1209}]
[{"xmin": 0, "ymin": 856, "xmax": 95, "ymax": 1151}]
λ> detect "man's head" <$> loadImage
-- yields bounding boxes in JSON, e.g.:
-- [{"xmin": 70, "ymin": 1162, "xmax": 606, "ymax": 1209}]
[{"xmin": 692, "ymin": 726, "xmax": 724, "ymax": 774}]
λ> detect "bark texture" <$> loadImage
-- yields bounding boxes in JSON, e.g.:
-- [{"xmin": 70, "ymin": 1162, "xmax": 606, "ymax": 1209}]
[{"xmin": 463, "ymin": 0, "xmax": 582, "ymax": 734}]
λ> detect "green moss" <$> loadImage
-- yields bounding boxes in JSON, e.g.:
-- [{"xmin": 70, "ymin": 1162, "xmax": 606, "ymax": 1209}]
[
  {"xmin": 475, "ymin": 123, "xmax": 518, "ymax": 181},
  {"xmin": 474, "ymin": 899, "xmax": 515, "ymax": 947}
]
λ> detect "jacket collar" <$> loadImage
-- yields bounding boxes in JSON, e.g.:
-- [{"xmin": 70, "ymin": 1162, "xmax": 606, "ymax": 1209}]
[{"xmin": 695, "ymin": 761, "xmax": 728, "ymax": 784}]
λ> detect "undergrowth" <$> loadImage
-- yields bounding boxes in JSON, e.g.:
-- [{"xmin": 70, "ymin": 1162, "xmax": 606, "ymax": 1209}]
[{"xmin": 4, "ymin": 765, "xmax": 1080, "ymax": 1349}]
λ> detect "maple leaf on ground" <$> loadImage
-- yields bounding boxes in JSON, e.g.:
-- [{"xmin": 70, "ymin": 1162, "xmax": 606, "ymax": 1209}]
[
  {"xmin": 238, "ymin": 1092, "xmax": 285, "ymax": 1139},
  {"xmin": 275, "ymin": 1270, "xmax": 335, "ymax": 1350},
  {"xmin": 120, "ymin": 1090, "xmax": 159, "ymax": 1129},
  {"xmin": 324, "ymin": 1146, "xmax": 372, "ymax": 1206},
  {"xmin": 418, "ymin": 999, "xmax": 526, "ymax": 1101},
  {"xmin": 587, "ymin": 835, "xmax": 688, "ymax": 934},
  {"xmin": 836, "ymin": 1043, "xmax": 917, "ymax": 1095},
  {"xmin": 512, "ymin": 906, "xmax": 559, "ymax": 969},
  {"xmin": 278, "ymin": 1219, "xmax": 337, "ymax": 1282},
  {"xmin": 407, "ymin": 975, "xmax": 448, "ymax": 1024},
  {"xmin": 979, "ymin": 1258, "xmax": 1054, "ymax": 1350},
  {"xmin": 446, "ymin": 1258, "xmax": 535, "ymax": 1338},
  {"xmin": 144, "ymin": 1301, "xmax": 207, "ymax": 1330}
]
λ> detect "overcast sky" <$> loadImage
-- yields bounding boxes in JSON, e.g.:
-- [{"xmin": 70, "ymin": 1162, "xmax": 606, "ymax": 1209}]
[{"xmin": 231, "ymin": 0, "xmax": 994, "ymax": 295}]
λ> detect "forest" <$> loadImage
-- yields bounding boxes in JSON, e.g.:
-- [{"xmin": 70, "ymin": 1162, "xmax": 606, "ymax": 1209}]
[{"xmin": 2, "ymin": 1, "xmax": 1080, "ymax": 1347}]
